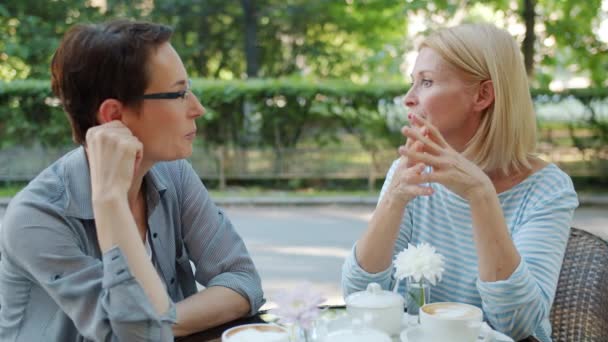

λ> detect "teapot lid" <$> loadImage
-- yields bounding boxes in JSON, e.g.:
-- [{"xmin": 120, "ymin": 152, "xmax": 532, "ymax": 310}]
[{"xmin": 345, "ymin": 282, "xmax": 403, "ymax": 309}]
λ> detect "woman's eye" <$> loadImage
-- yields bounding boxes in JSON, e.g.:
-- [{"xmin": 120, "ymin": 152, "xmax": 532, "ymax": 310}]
[{"xmin": 421, "ymin": 79, "xmax": 433, "ymax": 87}]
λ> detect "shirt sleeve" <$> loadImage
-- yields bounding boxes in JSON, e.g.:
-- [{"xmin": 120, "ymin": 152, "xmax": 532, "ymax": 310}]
[
  {"xmin": 177, "ymin": 161, "xmax": 265, "ymax": 316},
  {"xmin": 476, "ymin": 186, "xmax": 579, "ymax": 340},
  {"xmin": 0, "ymin": 206, "xmax": 176, "ymax": 342},
  {"xmin": 341, "ymin": 159, "xmax": 413, "ymax": 296}
]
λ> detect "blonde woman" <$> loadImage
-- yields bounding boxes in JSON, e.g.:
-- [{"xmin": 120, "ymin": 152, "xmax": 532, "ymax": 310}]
[{"xmin": 342, "ymin": 23, "xmax": 578, "ymax": 342}]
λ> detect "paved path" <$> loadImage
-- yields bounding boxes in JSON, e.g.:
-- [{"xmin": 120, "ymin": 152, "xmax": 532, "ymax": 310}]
[{"xmin": 1, "ymin": 204, "xmax": 606, "ymax": 308}]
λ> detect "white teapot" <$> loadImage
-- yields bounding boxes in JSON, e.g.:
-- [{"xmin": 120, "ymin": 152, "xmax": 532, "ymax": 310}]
[{"xmin": 345, "ymin": 282, "xmax": 404, "ymax": 336}]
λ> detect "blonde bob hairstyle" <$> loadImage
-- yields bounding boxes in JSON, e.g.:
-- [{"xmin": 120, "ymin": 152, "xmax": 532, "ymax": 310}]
[{"xmin": 420, "ymin": 23, "xmax": 536, "ymax": 175}]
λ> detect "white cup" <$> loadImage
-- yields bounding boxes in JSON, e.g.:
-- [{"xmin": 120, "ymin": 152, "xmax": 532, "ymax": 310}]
[
  {"xmin": 221, "ymin": 323, "xmax": 289, "ymax": 342},
  {"xmin": 419, "ymin": 302, "xmax": 484, "ymax": 342}
]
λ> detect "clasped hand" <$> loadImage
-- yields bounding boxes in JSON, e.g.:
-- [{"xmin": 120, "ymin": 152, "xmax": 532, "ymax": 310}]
[{"xmin": 387, "ymin": 114, "xmax": 492, "ymax": 204}]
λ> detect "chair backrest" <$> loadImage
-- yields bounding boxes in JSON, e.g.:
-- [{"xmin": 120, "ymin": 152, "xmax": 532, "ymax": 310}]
[{"xmin": 550, "ymin": 227, "xmax": 608, "ymax": 341}]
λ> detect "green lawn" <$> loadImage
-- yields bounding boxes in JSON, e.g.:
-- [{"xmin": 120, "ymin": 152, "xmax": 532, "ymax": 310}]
[
  {"xmin": 0, "ymin": 183, "xmax": 376, "ymax": 198},
  {"xmin": 0, "ymin": 185, "xmax": 23, "ymax": 197},
  {"xmin": 209, "ymin": 188, "xmax": 375, "ymax": 198},
  {"xmin": 1, "ymin": 183, "xmax": 607, "ymax": 199}
]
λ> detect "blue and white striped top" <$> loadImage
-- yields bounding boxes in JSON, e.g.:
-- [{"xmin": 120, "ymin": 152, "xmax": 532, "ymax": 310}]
[{"xmin": 342, "ymin": 161, "xmax": 579, "ymax": 342}]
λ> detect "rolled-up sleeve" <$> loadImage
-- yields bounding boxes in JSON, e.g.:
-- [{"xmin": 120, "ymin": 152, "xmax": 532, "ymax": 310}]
[
  {"xmin": 178, "ymin": 161, "xmax": 265, "ymax": 315},
  {"xmin": 476, "ymin": 188, "xmax": 578, "ymax": 340},
  {"xmin": 342, "ymin": 244, "xmax": 394, "ymax": 296},
  {"xmin": 101, "ymin": 247, "xmax": 176, "ymax": 340},
  {"xmin": 1, "ymin": 211, "xmax": 176, "ymax": 341}
]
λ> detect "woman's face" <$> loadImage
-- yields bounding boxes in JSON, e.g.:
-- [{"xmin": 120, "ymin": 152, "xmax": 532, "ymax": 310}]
[
  {"xmin": 122, "ymin": 42, "xmax": 205, "ymax": 163},
  {"xmin": 404, "ymin": 47, "xmax": 482, "ymax": 151}
]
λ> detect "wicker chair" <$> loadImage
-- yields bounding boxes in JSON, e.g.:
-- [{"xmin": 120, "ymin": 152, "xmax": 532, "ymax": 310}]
[{"xmin": 550, "ymin": 227, "xmax": 608, "ymax": 341}]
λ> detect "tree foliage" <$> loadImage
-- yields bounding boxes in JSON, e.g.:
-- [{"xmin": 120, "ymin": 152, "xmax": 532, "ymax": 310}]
[
  {"xmin": 399, "ymin": 0, "xmax": 606, "ymax": 87},
  {"xmin": 1, "ymin": 1, "xmax": 606, "ymax": 86}
]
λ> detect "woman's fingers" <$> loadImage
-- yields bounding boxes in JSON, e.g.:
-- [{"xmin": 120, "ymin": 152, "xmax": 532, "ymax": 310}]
[
  {"xmin": 401, "ymin": 126, "xmax": 444, "ymax": 156},
  {"xmin": 405, "ymin": 140, "xmax": 425, "ymax": 167},
  {"xmin": 399, "ymin": 147, "xmax": 450, "ymax": 169},
  {"xmin": 394, "ymin": 162, "xmax": 434, "ymax": 195},
  {"xmin": 409, "ymin": 114, "xmax": 450, "ymax": 148},
  {"xmin": 404, "ymin": 112, "xmax": 425, "ymax": 149}
]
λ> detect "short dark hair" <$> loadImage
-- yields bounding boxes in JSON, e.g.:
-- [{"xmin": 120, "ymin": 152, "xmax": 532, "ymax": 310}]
[{"xmin": 50, "ymin": 19, "xmax": 173, "ymax": 144}]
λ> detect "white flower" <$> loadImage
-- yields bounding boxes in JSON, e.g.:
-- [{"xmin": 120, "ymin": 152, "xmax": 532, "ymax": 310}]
[{"xmin": 393, "ymin": 243, "xmax": 445, "ymax": 286}]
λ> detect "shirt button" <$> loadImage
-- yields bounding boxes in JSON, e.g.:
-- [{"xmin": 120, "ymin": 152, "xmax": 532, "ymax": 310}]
[
  {"xmin": 170, "ymin": 277, "xmax": 175, "ymax": 284},
  {"xmin": 153, "ymin": 232, "xmax": 158, "ymax": 238}
]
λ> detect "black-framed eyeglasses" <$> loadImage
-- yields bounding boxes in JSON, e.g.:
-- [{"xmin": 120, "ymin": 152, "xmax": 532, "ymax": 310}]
[{"xmin": 138, "ymin": 79, "xmax": 192, "ymax": 100}]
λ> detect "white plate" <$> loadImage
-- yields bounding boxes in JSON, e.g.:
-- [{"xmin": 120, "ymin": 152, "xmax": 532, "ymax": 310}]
[{"xmin": 400, "ymin": 323, "xmax": 515, "ymax": 342}]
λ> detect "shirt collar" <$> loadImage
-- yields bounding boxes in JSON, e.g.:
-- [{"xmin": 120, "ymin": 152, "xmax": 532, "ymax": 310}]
[{"xmin": 63, "ymin": 147, "xmax": 168, "ymax": 219}]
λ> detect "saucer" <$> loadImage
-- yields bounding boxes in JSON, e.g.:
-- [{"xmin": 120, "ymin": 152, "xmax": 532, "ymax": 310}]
[{"xmin": 400, "ymin": 324, "xmax": 515, "ymax": 342}]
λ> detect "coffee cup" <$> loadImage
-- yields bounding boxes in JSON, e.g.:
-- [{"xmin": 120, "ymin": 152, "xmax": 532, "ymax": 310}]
[
  {"xmin": 221, "ymin": 323, "xmax": 289, "ymax": 342},
  {"xmin": 345, "ymin": 282, "xmax": 404, "ymax": 336},
  {"xmin": 419, "ymin": 302, "xmax": 484, "ymax": 342}
]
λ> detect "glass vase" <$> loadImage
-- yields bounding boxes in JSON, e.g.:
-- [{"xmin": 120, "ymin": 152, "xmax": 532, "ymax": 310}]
[
  {"xmin": 405, "ymin": 277, "xmax": 431, "ymax": 324},
  {"xmin": 292, "ymin": 324, "xmax": 314, "ymax": 342}
]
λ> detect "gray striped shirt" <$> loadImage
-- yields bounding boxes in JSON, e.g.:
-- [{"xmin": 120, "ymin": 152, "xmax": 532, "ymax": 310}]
[{"xmin": 0, "ymin": 147, "xmax": 265, "ymax": 341}]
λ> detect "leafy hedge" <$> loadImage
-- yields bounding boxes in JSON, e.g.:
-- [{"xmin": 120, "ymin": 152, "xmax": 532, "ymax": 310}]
[
  {"xmin": 0, "ymin": 79, "xmax": 411, "ymax": 149},
  {"xmin": 1, "ymin": 79, "xmax": 608, "ymax": 150}
]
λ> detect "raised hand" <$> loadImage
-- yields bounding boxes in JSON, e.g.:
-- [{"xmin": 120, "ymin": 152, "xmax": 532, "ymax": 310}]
[
  {"xmin": 383, "ymin": 113, "xmax": 435, "ymax": 205},
  {"xmin": 399, "ymin": 114, "xmax": 493, "ymax": 201},
  {"xmin": 85, "ymin": 120, "xmax": 143, "ymax": 201}
]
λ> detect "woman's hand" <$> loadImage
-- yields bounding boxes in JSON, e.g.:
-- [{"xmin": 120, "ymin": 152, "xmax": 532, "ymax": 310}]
[
  {"xmin": 399, "ymin": 114, "xmax": 493, "ymax": 202},
  {"xmin": 85, "ymin": 121, "xmax": 143, "ymax": 201},
  {"xmin": 385, "ymin": 159, "xmax": 434, "ymax": 206},
  {"xmin": 384, "ymin": 114, "xmax": 435, "ymax": 206}
]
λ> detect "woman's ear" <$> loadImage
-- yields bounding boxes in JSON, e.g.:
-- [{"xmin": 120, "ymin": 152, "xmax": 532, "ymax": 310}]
[
  {"xmin": 473, "ymin": 80, "xmax": 494, "ymax": 112},
  {"xmin": 97, "ymin": 99, "xmax": 124, "ymax": 124}
]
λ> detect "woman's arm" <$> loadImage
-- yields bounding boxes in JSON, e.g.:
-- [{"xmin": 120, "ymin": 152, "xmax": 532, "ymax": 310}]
[
  {"xmin": 87, "ymin": 121, "xmax": 170, "ymax": 315},
  {"xmin": 93, "ymin": 197, "xmax": 170, "ymax": 314},
  {"xmin": 476, "ymin": 188, "xmax": 577, "ymax": 340},
  {"xmin": 355, "ymin": 160, "xmax": 430, "ymax": 273},
  {"xmin": 355, "ymin": 118, "xmax": 432, "ymax": 273},
  {"xmin": 468, "ymin": 187, "xmax": 521, "ymax": 281},
  {"xmin": 173, "ymin": 286, "xmax": 250, "ymax": 336},
  {"xmin": 341, "ymin": 157, "xmax": 426, "ymax": 296},
  {"xmin": 172, "ymin": 161, "xmax": 264, "ymax": 335}
]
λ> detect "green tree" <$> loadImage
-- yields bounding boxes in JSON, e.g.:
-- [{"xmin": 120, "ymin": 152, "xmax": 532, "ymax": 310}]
[
  {"xmin": 401, "ymin": 0, "xmax": 606, "ymax": 87},
  {"xmin": 0, "ymin": 1, "xmax": 104, "ymax": 80}
]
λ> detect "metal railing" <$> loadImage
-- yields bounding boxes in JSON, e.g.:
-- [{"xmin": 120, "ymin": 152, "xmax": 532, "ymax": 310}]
[{"xmin": 1, "ymin": 145, "xmax": 606, "ymax": 185}]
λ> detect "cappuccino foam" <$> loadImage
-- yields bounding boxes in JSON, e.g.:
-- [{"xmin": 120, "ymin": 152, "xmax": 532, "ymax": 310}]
[{"xmin": 423, "ymin": 303, "xmax": 479, "ymax": 319}]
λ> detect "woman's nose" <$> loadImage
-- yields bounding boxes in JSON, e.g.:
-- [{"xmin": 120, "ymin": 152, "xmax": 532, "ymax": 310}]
[
  {"xmin": 190, "ymin": 96, "xmax": 205, "ymax": 118},
  {"xmin": 404, "ymin": 89, "xmax": 417, "ymax": 108}
]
